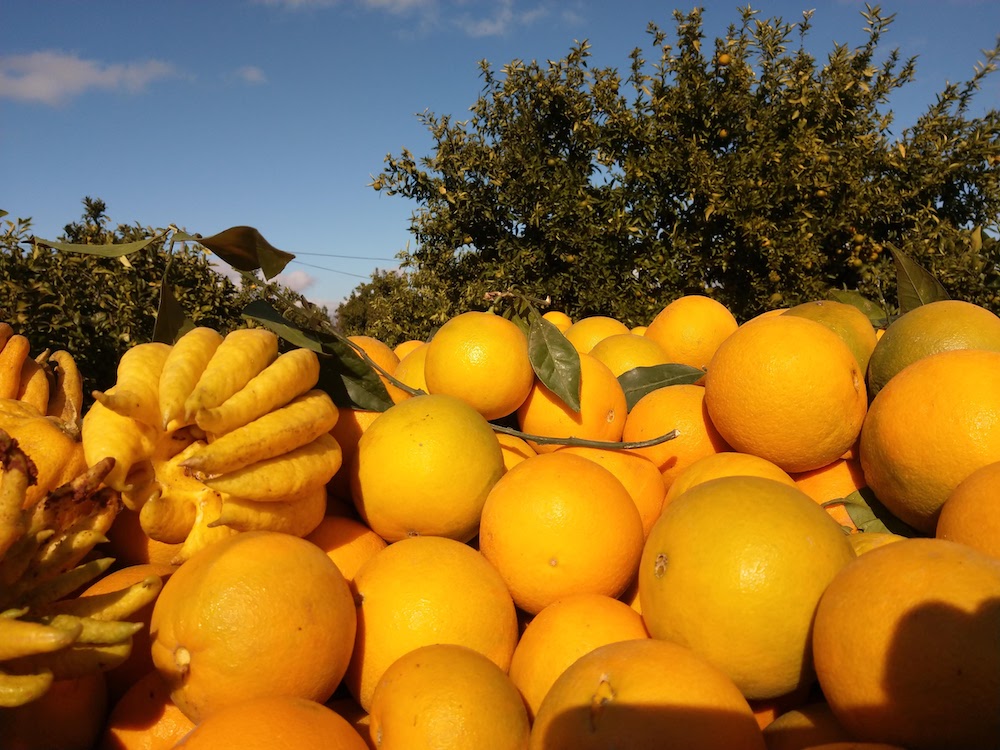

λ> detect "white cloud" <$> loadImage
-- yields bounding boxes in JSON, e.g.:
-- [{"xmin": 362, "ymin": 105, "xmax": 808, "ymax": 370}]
[
  {"xmin": 0, "ymin": 51, "xmax": 176, "ymax": 106},
  {"xmin": 235, "ymin": 65, "xmax": 268, "ymax": 85},
  {"xmin": 274, "ymin": 269, "xmax": 317, "ymax": 293}
]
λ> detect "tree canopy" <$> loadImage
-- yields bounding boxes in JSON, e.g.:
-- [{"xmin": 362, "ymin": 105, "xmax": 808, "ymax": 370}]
[{"xmin": 337, "ymin": 5, "xmax": 1000, "ymax": 343}]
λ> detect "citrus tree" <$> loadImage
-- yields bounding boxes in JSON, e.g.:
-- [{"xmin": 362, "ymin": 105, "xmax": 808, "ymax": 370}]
[{"xmin": 339, "ymin": 5, "xmax": 1000, "ymax": 338}]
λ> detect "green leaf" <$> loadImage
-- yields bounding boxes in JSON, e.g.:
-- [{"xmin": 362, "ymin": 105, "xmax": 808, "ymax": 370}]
[
  {"xmin": 173, "ymin": 226, "xmax": 293, "ymax": 280},
  {"xmin": 527, "ymin": 312, "xmax": 581, "ymax": 413},
  {"xmin": 0, "ymin": 210, "xmax": 8, "ymax": 220},
  {"xmin": 618, "ymin": 363, "xmax": 706, "ymax": 411},
  {"xmin": 834, "ymin": 487, "xmax": 924, "ymax": 537},
  {"xmin": 31, "ymin": 235, "xmax": 161, "ymax": 258},
  {"xmin": 242, "ymin": 299, "xmax": 393, "ymax": 411},
  {"xmin": 887, "ymin": 245, "xmax": 950, "ymax": 314},
  {"xmin": 826, "ymin": 289, "xmax": 888, "ymax": 328},
  {"xmin": 152, "ymin": 259, "xmax": 195, "ymax": 344}
]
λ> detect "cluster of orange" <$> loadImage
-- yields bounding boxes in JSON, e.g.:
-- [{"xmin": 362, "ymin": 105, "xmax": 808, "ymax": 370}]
[{"xmin": 5, "ymin": 296, "xmax": 1000, "ymax": 750}]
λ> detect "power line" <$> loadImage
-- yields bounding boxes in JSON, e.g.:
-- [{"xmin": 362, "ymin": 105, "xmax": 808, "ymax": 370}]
[
  {"xmin": 293, "ymin": 251, "xmax": 398, "ymax": 262},
  {"xmin": 288, "ymin": 259, "xmax": 381, "ymax": 279}
]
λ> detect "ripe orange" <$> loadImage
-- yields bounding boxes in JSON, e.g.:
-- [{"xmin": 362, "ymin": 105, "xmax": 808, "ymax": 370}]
[
  {"xmin": 866, "ymin": 299, "xmax": 1000, "ymax": 398},
  {"xmin": 782, "ymin": 300, "xmax": 878, "ymax": 374},
  {"xmin": 663, "ymin": 451, "xmax": 796, "ymax": 508},
  {"xmin": 813, "ymin": 538, "xmax": 1000, "ymax": 749},
  {"xmin": 479, "ymin": 451, "xmax": 644, "ymax": 614},
  {"xmin": 588, "ymin": 333, "xmax": 671, "ymax": 377},
  {"xmin": 0, "ymin": 672, "xmax": 107, "ymax": 750},
  {"xmin": 327, "ymin": 408, "xmax": 381, "ymax": 502},
  {"xmin": 348, "ymin": 335, "xmax": 403, "ymax": 403},
  {"xmin": 528, "ymin": 638, "xmax": 766, "ymax": 750},
  {"xmin": 622, "ymin": 383, "xmax": 731, "ymax": 491},
  {"xmin": 496, "ymin": 430, "xmax": 536, "ymax": 471},
  {"xmin": 103, "ymin": 507, "xmax": 183, "ymax": 567},
  {"xmin": 80, "ymin": 562, "xmax": 176, "ymax": 704},
  {"xmin": 643, "ymin": 294, "xmax": 739, "ymax": 369},
  {"xmin": 368, "ymin": 644, "xmax": 531, "ymax": 749},
  {"xmin": 390, "ymin": 341, "xmax": 428, "ymax": 396},
  {"xmin": 936, "ymin": 460, "xmax": 1000, "ymax": 558},
  {"xmin": 759, "ymin": 701, "xmax": 853, "ymax": 750},
  {"xmin": 345, "ymin": 535, "xmax": 519, "ymax": 712},
  {"xmin": 172, "ymin": 695, "xmax": 369, "ymax": 749},
  {"xmin": 150, "ymin": 531, "xmax": 356, "ymax": 723},
  {"xmin": 350, "ymin": 394, "xmax": 504, "ymax": 542},
  {"xmin": 847, "ymin": 531, "xmax": 905, "ymax": 556},
  {"xmin": 306, "ymin": 514, "xmax": 388, "ymax": 583},
  {"xmin": 704, "ymin": 315, "xmax": 867, "ymax": 473},
  {"xmin": 516, "ymin": 352, "xmax": 627, "ymax": 453},
  {"xmin": 555, "ymin": 444, "xmax": 666, "ymax": 536},
  {"xmin": 423, "ymin": 311, "xmax": 534, "ymax": 420},
  {"xmin": 859, "ymin": 348, "xmax": 1000, "ymax": 534},
  {"xmin": 541, "ymin": 310, "xmax": 573, "ymax": 332},
  {"xmin": 640, "ymin": 476, "xmax": 855, "ymax": 700},
  {"xmin": 508, "ymin": 593, "xmax": 649, "ymax": 719},
  {"xmin": 99, "ymin": 670, "xmax": 196, "ymax": 750},
  {"xmin": 391, "ymin": 338, "xmax": 425, "ymax": 360},
  {"xmin": 791, "ymin": 458, "xmax": 867, "ymax": 531},
  {"xmin": 562, "ymin": 315, "xmax": 630, "ymax": 353}
]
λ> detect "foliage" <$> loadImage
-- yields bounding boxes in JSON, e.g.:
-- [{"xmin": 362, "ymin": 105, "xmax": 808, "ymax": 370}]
[
  {"xmin": 340, "ymin": 5, "xmax": 1000, "ymax": 336},
  {"xmin": 0, "ymin": 198, "xmax": 321, "ymax": 398}
]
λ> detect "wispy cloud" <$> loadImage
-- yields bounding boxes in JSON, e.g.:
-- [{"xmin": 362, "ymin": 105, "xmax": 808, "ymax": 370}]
[
  {"xmin": 0, "ymin": 51, "xmax": 176, "ymax": 106},
  {"xmin": 274, "ymin": 268, "xmax": 317, "ymax": 293},
  {"xmin": 454, "ymin": 0, "xmax": 548, "ymax": 37},
  {"xmin": 234, "ymin": 65, "xmax": 268, "ymax": 85}
]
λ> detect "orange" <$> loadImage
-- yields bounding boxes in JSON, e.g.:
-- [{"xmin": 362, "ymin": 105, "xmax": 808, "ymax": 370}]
[
  {"xmin": 306, "ymin": 514, "xmax": 388, "ymax": 583},
  {"xmin": 747, "ymin": 683, "xmax": 814, "ymax": 731},
  {"xmin": 328, "ymin": 408, "xmax": 381, "ymax": 502},
  {"xmin": 103, "ymin": 507, "xmax": 183, "ymax": 567},
  {"xmin": 99, "ymin": 670, "xmax": 196, "ymax": 750},
  {"xmin": 348, "ymin": 335, "xmax": 403, "ymax": 403},
  {"xmin": 345, "ymin": 535, "xmax": 519, "ymax": 712},
  {"xmin": 541, "ymin": 310, "xmax": 573, "ymax": 332},
  {"xmin": 622, "ymin": 383, "xmax": 731, "ymax": 491},
  {"xmin": 350, "ymin": 394, "xmax": 504, "ymax": 542},
  {"xmin": 496, "ymin": 429, "xmax": 536, "ymax": 471},
  {"xmin": 528, "ymin": 638, "xmax": 766, "ymax": 750},
  {"xmin": 516, "ymin": 352, "xmax": 627, "ymax": 453},
  {"xmin": 847, "ymin": 531, "xmax": 905, "ymax": 556},
  {"xmin": 368, "ymin": 644, "xmax": 530, "ymax": 749},
  {"xmin": 782, "ymin": 300, "xmax": 878, "ymax": 374},
  {"xmin": 150, "ymin": 531, "xmax": 356, "ymax": 723},
  {"xmin": 630, "ymin": 324, "xmax": 648, "ymax": 335},
  {"xmin": 859, "ymin": 348, "xmax": 1000, "ymax": 534},
  {"xmin": 640, "ymin": 476, "xmax": 855, "ymax": 700},
  {"xmin": 555, "ymin": 444, "xmax": 666, "ymax": 536},
  {"xmin": 866, "ymin": 299, "xmax": 1000, "ymax": 398},
  {"xmin": 813, "ymin": 538, "xmax": 1000, "ymax": 749},
  {"xmin": 936, "ymin": 460, "xmax": 1000, "ymax": 558},
  {"xmin": 0, "ymin": 672, "xmax": 107, "ymax": 750},
  {"xmin": 791, "ymin": 458, "xmax": 867, "ymax": 531},
  {"xmin": 324, "ymin": 696, "xmax": 374, "ymax": 750},
  {"xmin": 423, "ymin": 311, "xmax": 534, "ymax": 420},
  {"xmin": 643, "ymin": 294, "xmax": 739, "ymax": 369},
  {"xmin": 80, "ymin": 562, "xmax": 177, "ymax": 704},
  {"xmin": 172, "ymin": 695, "xmax": 369, "ymax": 749},
  {"xmin": 760, "ymin": 701, "xmax": 853, "ymax": 750},
  {"xmin": 562, "ymin": 315, "xmax": 630, "ymax": 353},
  {"xmin": 704, "ymin": 315, "xmax": 867, "ymax": 473},
  {"xmin": 664, "ymin": 451, "xmax": 796, "ymax": 508},
  {"xmin": 391, "ymin": 338, "xmax": 425, "ymax": 360},
  {"xmin": 589, "ymin": 333, "xmax": 671, "ymax": 377},
  {"xmin": 508, "ymin": 593, "xmax": 649, "ymax": 719},
  {"xmin": 391, "ymin": 341, "xmax": 428, "ymax": 396},
  {"xmin": 479, "ymin": 452, "xmax": 644, "ymax": 614}
]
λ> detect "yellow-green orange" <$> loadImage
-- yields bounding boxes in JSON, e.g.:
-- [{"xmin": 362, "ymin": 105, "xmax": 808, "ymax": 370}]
[{"xmin": 782, "ymin": 300, "xmax": 878, "ymax": 375}]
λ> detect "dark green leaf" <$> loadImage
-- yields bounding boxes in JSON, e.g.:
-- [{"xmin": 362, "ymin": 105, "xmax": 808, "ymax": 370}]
[
  {"xmin": 242, "ymin": 299, "xmax": 393, "ymax": 411},
  {"xmin": 500, "ymin": 297, "xmax": 533, "ymax": 337},
  {"xmin": 826, "ymin": 289, "xmax": 889, "ymax": 328},
  {"xmin": 888, "ymin": 245, "xmax": 950, "ymax": 314},
  {"xmin": 0, "ymin": 210, "xmax": 8, "ymax": 220},
  {"xmin": 31, "ymin": 235, "xmax": 161, "ymax": 258},
  {"xmin": 835, "ymin": 486, "xmax": 924, "ymax": 537},
  {"xmin": 619, "ymin": 363, "xmax": 706, "ymax": 411},
  {"xmin": 152, "ymin": 260, "xmax": 195, "ymax": 344},
  {"xmin": 527, "ymin": 312, "xmax": 581, "ymax": 413},
  {"xmin": 173, "ymin": 226, "xmax": 293, "ymax": 280}
]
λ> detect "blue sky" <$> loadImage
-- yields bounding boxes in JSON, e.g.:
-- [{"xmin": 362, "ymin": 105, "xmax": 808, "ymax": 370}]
[{"xmin": 3, "ymin": 1, "xmax": 998, "ymax": 311}]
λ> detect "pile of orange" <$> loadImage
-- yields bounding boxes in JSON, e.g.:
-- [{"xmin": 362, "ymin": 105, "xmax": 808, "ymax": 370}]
[{"xmin": 12, "ymin": 294, "xmax": 1000, "ymax": 750}]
